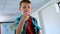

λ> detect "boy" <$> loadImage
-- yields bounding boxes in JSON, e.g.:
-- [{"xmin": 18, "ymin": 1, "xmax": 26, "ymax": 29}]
[{"xmin": 14, "ymin": 0, "xmax": 41, "ymax": 34}]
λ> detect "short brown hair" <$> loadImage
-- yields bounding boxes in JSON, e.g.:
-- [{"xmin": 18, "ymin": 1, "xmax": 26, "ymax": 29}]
[{"xmin": 19, "ymin": 0, "xmax": 31, "ymax": 8}]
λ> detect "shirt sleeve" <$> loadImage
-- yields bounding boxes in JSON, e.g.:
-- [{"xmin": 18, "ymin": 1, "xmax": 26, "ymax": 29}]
[
  {"xmin": 14, "ymin": 20, "xmax": 19, "ymax": 34},
  {"xmin": 14, "ymin": 17, "xmax": 21, "ymax": 30},
  {"xmin": 34, "ymin": 18, "xmax": 41, "ymax": 33},
  {"xmin": 14, "ymin": 15, "xmax": 23, "ymax": 34}
]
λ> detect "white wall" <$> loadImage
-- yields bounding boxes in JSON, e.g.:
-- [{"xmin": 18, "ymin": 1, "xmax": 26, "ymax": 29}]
[{"xmin": 39, "ymin": 3, "xmax": 60, "ymax": 34}]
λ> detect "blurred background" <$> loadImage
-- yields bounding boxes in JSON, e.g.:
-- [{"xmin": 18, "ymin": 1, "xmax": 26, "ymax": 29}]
[{"xmin": 0, "ymin": 0, "xmax": 60, "ymax": 34}]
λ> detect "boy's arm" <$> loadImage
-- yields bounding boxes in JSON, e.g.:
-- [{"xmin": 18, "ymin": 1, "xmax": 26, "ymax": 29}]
[
  {"xmin": 16, "ymin": 17, "xmax": 25, "ymax": 34},
  {"xmin": 38, "ymin": 31, "xmax": 41, "ymax": 34},
  {"xmin": 16, "ymin": 12, "xmax": 29, "ymax": 34}
]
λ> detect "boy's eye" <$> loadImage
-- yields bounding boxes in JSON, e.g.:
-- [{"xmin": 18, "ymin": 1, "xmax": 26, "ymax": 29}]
[
  {"xmin": 23, "ymin": 6, "xmax": 26, "ymax": 9},
  {"xmin": 23, "ymin": 6, "xmax": 30, "ymax": 9}
]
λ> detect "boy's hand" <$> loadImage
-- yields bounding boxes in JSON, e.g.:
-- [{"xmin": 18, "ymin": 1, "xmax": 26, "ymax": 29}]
[{"xmin": 22, "ymin": 12, "xmax": 30, "ymax": 21}]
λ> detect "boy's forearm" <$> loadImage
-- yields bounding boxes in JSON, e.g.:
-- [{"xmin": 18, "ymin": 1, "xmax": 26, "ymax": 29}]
[
  {"xmin": 16, "ymin": 17, "xmax": 26, "ymax": 34},
  {"xmin": 38, "ymin": 31, "xmax": 41, "ymax": 34}
]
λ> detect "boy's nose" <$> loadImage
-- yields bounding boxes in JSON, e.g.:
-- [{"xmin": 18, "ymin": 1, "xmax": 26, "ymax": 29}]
[
  {"xmin": 26, "ymin": 7, "xmax": 28, "ymax": 9},
  {"xmin": 25, "ymin": 7, "xmax": 29, "ymax": 10}
]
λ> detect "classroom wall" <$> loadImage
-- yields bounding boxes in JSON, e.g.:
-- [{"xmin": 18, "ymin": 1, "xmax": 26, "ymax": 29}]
[{"xmin": 39, "ymin": 3, "xmax": 60, "ymax": 34}]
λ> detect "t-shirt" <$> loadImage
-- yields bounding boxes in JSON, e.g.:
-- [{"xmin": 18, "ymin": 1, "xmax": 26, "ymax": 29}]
[
  {"xmin": 14, "ymin": 15, "xmax": 41, "ymax": 34},
  {"xmin": 26, "ymin": 17, "xmax": 35, "ymax": 34}
]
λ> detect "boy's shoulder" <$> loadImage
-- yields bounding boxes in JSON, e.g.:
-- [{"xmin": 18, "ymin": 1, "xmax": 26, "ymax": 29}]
[
  {"xmin": 30, "ymin": 16, "xmax": 37, "ymax": 21},
  {"xmin": 16, "ymin": 15, "xmax": 22, "ymax": 21}
]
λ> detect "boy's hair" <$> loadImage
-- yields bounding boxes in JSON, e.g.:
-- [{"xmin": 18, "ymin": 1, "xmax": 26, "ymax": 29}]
[{"xmin": 19, "ymin": 0, "xmax": 31, "ymax": 8}]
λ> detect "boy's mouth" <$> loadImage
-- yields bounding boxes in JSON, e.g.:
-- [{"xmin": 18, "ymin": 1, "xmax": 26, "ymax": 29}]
[{"xmin": 25, "ymin": 11, "xmax": 28, "ymax": 12}]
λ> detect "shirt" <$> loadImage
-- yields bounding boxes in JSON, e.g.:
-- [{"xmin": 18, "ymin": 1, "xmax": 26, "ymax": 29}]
[
  {"xmin": 14, "ymin": 15, "xmax": 41, "ymax": 34},
  {"xmin": 26, "ymin": 16, "xmax": 35, "ymax": 34}
]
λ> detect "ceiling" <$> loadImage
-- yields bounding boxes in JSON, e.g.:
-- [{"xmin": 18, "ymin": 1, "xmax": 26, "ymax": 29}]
[
  {"xmin": 0, "ymin": 0, "xmax": 51, "ymax": 22},
  {"xmin": 52, "ymin": 0, "xmax": 60, "ymax": 3}
]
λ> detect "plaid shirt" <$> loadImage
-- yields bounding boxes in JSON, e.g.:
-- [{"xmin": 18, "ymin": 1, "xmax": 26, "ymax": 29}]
[{"xmin": 14, "ymin": 15, "xmax": 41, "ymax": 34}]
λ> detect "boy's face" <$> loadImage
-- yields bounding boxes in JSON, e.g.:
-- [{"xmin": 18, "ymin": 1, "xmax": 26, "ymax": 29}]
[{"xmin": 19, "ymin": 3, "xmax": 32, "ymax": 15}]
